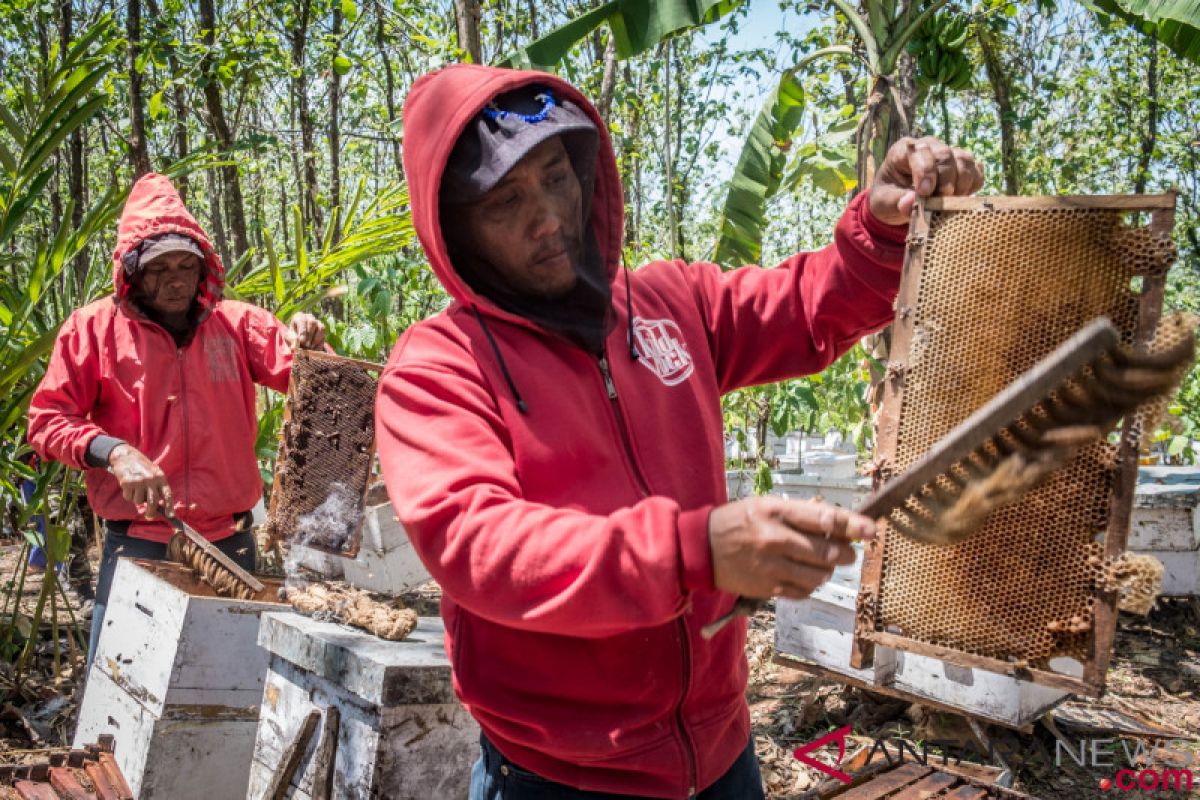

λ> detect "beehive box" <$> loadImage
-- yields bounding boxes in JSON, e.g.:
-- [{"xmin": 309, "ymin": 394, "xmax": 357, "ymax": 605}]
[
  {"xmin": 1131, "ymin": 466, "xmax": 1200, "ymax": 595},
  {"xmin": 74, "ymin": 558, "xmax": 285, "ymax": 799},
  {"xmin": 248, "ymin": 612, "xmax": 477, "ymax": 799},
  {"xmin": 339, "ymin": 501, "xmax": 432, "ymax": 595},
  {"xmin": 854, "ymin": 195, "xmax": 1181, "ymax": 697}
]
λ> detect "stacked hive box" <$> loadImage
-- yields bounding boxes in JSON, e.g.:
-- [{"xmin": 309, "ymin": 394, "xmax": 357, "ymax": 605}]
[
  {"xmin": 339, "ymin": 501, "xmax": 432, "ymax": 595},
  {"xmin": 248, "ymin": 613, "xmax": 478, "ymax": 799},
  {"xmin": 1130, "ymin": 466, "xmax": 1200, "ymax": 595},
  {"xmin": 74, "ymin": 559, "xmax": 285, "ymax": 799}
]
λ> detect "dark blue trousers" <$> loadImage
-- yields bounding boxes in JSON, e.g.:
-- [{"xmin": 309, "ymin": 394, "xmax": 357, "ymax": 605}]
[{"xmin": 469, "ymin": 734, "xmax": 765, "ymax": 800}]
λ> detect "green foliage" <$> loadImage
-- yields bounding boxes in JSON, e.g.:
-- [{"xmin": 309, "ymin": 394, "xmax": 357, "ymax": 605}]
[
  {"xmin": 0, "ymin": 13, "xmax": 120, "ymax": 670},
  {"xmin": 1084, "ymin": 0, "xmax": 1200, "ymax": 63},
  {"xmin": 497, "ymin": 0, "xmax": 745, "ymax": 70},
  {"xmin": 711, "ymin": 69, "xmax": 807, "ymax": 268}
]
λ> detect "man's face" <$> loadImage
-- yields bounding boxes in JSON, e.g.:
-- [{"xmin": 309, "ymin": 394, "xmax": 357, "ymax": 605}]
[
  {"xmin": 136, "ymin": 251, "xmax": 202, "ymax": 317},
  {"xmin": 458, "ymin": 136, "xmax": 584, "ymax": 299}
]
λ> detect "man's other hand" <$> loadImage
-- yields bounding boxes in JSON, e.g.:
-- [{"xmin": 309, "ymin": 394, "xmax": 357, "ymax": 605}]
[
  {"xmin": 868, "ymin": 136, "xmax": 985, "ymax": 226},
  {"xmin": 108, "ymin": 444, "xmax": 174, "ymax": 520},
  {"xmin": 708, "ymin": 496, "xmax": 875, "ymax": 601},
  {"xmin": 287, "ymin": 313, "xmax": 326, "ymax": 350}
]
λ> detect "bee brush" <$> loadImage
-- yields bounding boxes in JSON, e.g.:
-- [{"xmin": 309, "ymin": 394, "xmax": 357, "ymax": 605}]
[{"xmin": 701, "ymin": 316, "xmax": 1195, "ymax": 639}]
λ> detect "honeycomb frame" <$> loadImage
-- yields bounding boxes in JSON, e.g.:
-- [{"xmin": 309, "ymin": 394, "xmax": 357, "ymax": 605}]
[
  {"xmin": 263, "ymin": 350, "xmax": 383, "ymax": 557},
  {"xmin": 851, "ymin": 194, "xmax": 1179, "ymax": 697}
]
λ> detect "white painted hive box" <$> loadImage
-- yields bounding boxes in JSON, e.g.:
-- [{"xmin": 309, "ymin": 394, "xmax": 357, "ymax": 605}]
[
  {"xmin": 1131, "ymin": 466, "xmax": 1200, "ymax": 596},
  {"xmin": 339, "ymin": 501, "xmax": 431, "ymax": 595},
  {"xmin": 775, "ymin": 545, "xmax": 1071, "ymax": 729},
  {"xmin": 74, "ymin": 558, "xmax": 286, "ymax": 800},
  {"xmin": 248, "ymin": 612, "xmax": 478, "ymax": 800}
]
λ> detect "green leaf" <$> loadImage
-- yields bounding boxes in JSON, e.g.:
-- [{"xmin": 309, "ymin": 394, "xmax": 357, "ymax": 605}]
[
  {"xmin": 148, "ymin": 90, "xmax": 164, "ymax": 119},
  {"xmin": 264, "ymin": 227, "xmax": 284, "ymax": 302},
  {"xmin": 497, "ymin": 2, "xmax": 616, "ymax": 70},
  {"xmin": 711, "ymin": 70, "xmax": 806, "ymax": 268},
  {"xmin": 606, "ymin": 0, "xmax": 744, "ymax": 59},
  {"xmin": 340, "ymin": 0, "xmax": 359, "ymax": 21},
  {"xmin": 333, "ymin": 55, "xmax": 352, "ymax": 75},
  {"xmin": 495, "ymin": 0, "xmax": 743, "ymax": 70},
  {"xmin": 45, "ymin": 525, "xmax": 70, "ymax": 564},
  {"xmin": 0, "ymin": 324, "xmax": 65, "ymax": 394},
  {"xmin": 19, "ymin": 96, "xmax": 105, "ymax": 179},
  {"xmin": 0, "ymin": 139, "xmax": 16, "ymax": 174},
  {"xmin": 0, "ymin": 104, "xmax": 26, "ymax": 148},
  {"xmin": 1083, "ymin": 0, "xmax": 1200, "ymax": 63},
  {"xmin": 0, "ymin": 168, "xmax": 55, "ymax": 246}
]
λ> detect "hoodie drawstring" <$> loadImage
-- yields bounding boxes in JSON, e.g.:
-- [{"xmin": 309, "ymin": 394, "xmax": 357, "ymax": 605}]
[
  {"xmin": 624, "ymin": 267, "xmax": 639, "ymax": 361},
  {"xmin": 471, "ymin": 306, "xmax": 529, "ymax": 414},
  {"xmin": 471, "ymin": 267, "xmax": 637, "ymax": 415}
]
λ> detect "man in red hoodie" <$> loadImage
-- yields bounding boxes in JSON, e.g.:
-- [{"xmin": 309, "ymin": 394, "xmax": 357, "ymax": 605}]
[
  {"xmin": 28, "ymin": 173, "xmax": 325, "ymax": 661},
  {"xmin": 376, "ymin": 66, "xmax": 983, "ymax": 799}
]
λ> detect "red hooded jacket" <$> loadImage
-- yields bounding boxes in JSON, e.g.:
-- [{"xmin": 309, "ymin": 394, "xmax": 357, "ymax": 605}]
[
  {"xmin": 376, "ymin": 65, "xmax": 907, "ymax": 797},
  {"xmin": 28, "ymin": 173, "xmax": 295, "ymax": 543}
]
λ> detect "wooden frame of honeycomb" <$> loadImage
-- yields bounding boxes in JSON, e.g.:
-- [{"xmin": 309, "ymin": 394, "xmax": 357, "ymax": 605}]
[
  {"xmin": 262, "ymin": 350, "xmax": 382, "ymax": 558},
  {"xmin": 851, "ymin": 194, "xmax": 1179, "ymax": 696}
]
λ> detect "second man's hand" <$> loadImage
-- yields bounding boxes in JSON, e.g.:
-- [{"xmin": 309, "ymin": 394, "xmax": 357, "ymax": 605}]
[
  {"xmin": 108, "ymin": 443, "xmax": 174, "ymax": 520},
  {"xmin": 867, "ymin": 136, "xmax": 986, "ymax": 226},
  {"xmin": 286, "ymin": 312, "xmax": 326, "ymax": 350},
  {"xmin": 708, "ymin": 496, "xmax": 876, "ymax": 601}
]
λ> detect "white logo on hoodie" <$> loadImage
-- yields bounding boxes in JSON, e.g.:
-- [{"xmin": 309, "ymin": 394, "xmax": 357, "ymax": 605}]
[{"xmin": 632, "ymin": 318, "xmax": 693, "ymax": 386}]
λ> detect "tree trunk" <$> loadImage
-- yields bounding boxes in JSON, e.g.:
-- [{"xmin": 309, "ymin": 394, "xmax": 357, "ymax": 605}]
[
  {"xmin": 126, "ymin": 0, "xmax": 152, "ymax": 177},
  {"xmin": 978, "ymin": 26, "xmax": 1021, "ymax": 195},
  {"xmin": 198, "ymin": 0, "xmax": 249, "ymax": 260},
  {"xmin": 455, "ymin": 0, "xmax": 482, "ymax": 63},
  {"xmin": 60, "ymin": 0, "xmax": 88, "ymax": 293},
  {"xmin": 290, "ymin": 0, "xmax": 321, "ymax": 242},
  {"xmin": 1134, "ymin": 40, "xmax": 1158, "ymax": 194},
  {"xmin": 205, "ymin": 154, "xmax": 232, "ymax": 268},
  {"xmin": 146, "ymin": 0, "xmax": 190, "ymax": 202},
  {"xmin": 171, "ymin": 82, "xmax": 190, "ymax": 201},
  {"xmin": 526, "ymin": 0, "xmax": 537, "ymax": 38},
  {"xmin": 36, "ymin": 12, "xmax": 64, "ymax": 234},
  {"xmin": 625, "ymin": 63, "xmax": 642, "ymax": 249},
  {"xmin": 597, "ymin": 34, "xmax": 618, "ymax": 123},
  {"xmin": 329, "ymin": 2, "xmax": 343, "ymax": 244},
  {"xmin": 663, "ymin": 41, "xmax": 678, "ymax": 259},
  {"xmin": 375, "ymin": 2, "xmax": 402, "ymax": 173}
]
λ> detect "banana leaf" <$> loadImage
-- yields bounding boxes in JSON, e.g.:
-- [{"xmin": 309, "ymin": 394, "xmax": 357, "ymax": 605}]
[
  {"xmin": 497, "ymin": 0, "xmax": 744, "ymax": 70},
  {"xmin": 1084, "ymin": 0, "xmax": 1200, "ymax": 63},
  {"xmin": 711, "ymin": 70, "xmax": 807, "ymax": 269}
]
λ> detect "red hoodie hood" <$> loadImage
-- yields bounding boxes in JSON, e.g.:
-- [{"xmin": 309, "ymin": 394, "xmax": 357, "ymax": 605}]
[
  {"xmin": 402, "ymin": 64, "xmax": 624, "ymax": 325},
  {"xmin": 111, "ymin": 173, "xmax": 225, "ymax": 322}
]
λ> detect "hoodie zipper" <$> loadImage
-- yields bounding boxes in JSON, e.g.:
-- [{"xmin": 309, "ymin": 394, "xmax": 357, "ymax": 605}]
[
  {"xmin": 677, "ymin": 617, "xmax": 698, "ymax": 798},
  {"xmin": 178, "ymin": 348, "xmax": 190, "ymax": 510},
  {"xmin": 596, "ymin": 352, "xmax": 698, "ymax": 796},
  {"xmin": 596, "ymin": 353, "xmax": 650, "ymax": 497}
]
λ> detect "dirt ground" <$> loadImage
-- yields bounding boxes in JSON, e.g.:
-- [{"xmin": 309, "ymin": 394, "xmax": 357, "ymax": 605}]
[
  {"xmin": 0, "ymin": 540, "xmax": 1197, "ymax": 799},
  {"xmin": 747, "ymin": 599, "xmax": 1200, "ymax": 799}
]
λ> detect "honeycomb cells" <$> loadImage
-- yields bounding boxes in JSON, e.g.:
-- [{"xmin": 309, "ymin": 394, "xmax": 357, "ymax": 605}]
[
  {"xmin": 873, "ymin": 204, "xmax": 1176, "ymax": 669},
  {"xmin": 263, "ymin": 351, "xmax": 380, "ymax": 554}
]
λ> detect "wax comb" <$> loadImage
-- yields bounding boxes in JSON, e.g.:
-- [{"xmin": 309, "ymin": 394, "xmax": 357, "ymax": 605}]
[
  {"xmin": 701, "ymin": 315, "xmax": 1195, "ymax": 639},
  {"xmin": 164, "ymin": 513, "xmax": 265, "ymax": 601}
]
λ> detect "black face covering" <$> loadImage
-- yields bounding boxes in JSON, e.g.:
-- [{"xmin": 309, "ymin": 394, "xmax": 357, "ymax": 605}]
[{"xmin": 440, "ymin": 86, "xmax": 615, "ymax": 354}]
